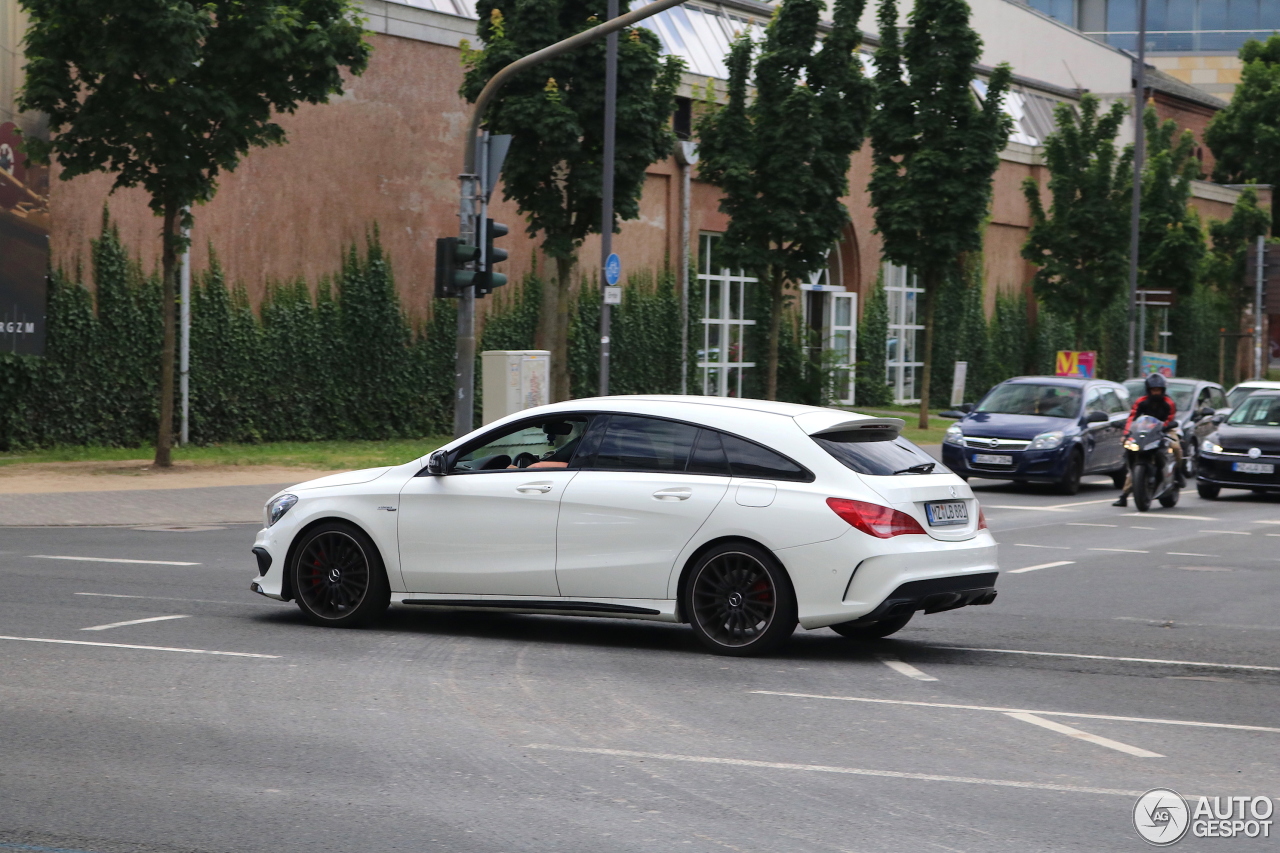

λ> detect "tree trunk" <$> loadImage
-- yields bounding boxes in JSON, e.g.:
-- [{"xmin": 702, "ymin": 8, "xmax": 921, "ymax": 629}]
[
  {"xmin": 552, "ymin": 254, "xmax": 573, "ymax": 402},
  {"xmin": 765, "ymin": 267, "xmax": 782, "ymax": 401},
  {"xmin": 917, "ymin": 266, "xmax": 941, "ymax": 431},
  {"xmin": 155, "ymin": 204, "xmax": 179, "ymax": 468}
]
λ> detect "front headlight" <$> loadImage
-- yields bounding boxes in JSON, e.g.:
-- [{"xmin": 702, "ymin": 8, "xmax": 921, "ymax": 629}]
[
  {"xmin": 266, "ymin": 493, "xmax": 298, "ymax": 528},
  {"xmin": 1028, "ymin": 430, "xmax": 1065, "ymax": 450},
  {"xmin": 1124, "ymin": 440, "xmax": 1140, "ymax": 452},
  {"xmin": 1201, "ymin": 439, "xmax": 1223, "ymax": 454},
  {"xmin": 944, "ymin": 424, "xmax": 965, "ymax": 446}
]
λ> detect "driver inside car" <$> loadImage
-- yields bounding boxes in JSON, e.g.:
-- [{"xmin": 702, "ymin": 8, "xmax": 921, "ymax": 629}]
[{"xmin": 509, "ymin": 421, "xmax": 581, "ymax": 469}]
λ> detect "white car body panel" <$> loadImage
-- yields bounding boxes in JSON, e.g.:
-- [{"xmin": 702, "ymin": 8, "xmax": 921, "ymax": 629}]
[{"xmin": 249, "ymin": 395, "xmax": 1000, "ymax": 633}]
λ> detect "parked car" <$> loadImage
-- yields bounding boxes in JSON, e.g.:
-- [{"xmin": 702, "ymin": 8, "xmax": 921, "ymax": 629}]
[
  {"xmin": 1123, "ymin": 377, "xmax": 1228, "ymax": 477},
  {"xmin": 941, "ymin": 376, "xmax": 1130, "ymax": 494},
  {"xmin": 251, "ymin": 396, "xmax": 999, "ymax": 656},
  {"xmin": 1196, "ymin": 391, "xmax": 1280, "ymax": 498},
  {"xmin": 1225, "ymin": 380, "xmax": 1280, "ymax": 410}
]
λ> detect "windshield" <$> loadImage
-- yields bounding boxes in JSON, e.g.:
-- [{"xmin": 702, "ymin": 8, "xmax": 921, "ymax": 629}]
[
  {"xmin": 1227, "ymin": 385, "xmax": 1276, "ymax": 409},
  {"xmin": 976, "ymin": 383, "xmax": 1081, "ymax": 418},
  {"xmin": 1130, "ymin": 415, "xmax": 1163, "ymax": 434},
  {"xmin": 1226, "ymin": 395, "xmax": 1280, "ymax": 427}
]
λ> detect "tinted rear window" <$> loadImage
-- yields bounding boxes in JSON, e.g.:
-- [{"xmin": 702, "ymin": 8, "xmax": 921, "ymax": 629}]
[
  {"xmin": 814, "ymin": 434, "xmax": 945, "ymax": 476},
  {"xmin": 721, "ymin": 434, "xmax": 810, "ymax": 481}
]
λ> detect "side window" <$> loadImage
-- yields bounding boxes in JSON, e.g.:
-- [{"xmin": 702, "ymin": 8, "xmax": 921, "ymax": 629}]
[
  {"xmin": 1084, "ymin": 387, "xmax": 1104, "ymax": 414},
  {"xmin": 1101, "ymin": 390, "xmax": 1125, "ymax": 414},
  {"xmin": 721, "ymin": 434, "xmax": 811, "ymax": 481},
  {"xmin": 589, "ymin": 415, "xmax": 699, "ymax": 472},
  {"xmin": 688, "ymin": 429, "xmax": 731, "ymax": 476},
  {"xmin": 1210, "ymin": 388, "xmax": 1228, "ymax": 409},
  {"xmin": 451, "ymin": 416, "xmax": 589, "ymax": 472}
]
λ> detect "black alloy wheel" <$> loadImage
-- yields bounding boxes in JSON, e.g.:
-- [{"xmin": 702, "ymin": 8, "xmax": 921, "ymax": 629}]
[
  {"xmin": 830, "ymin": 613, "xmax": 913, "ymax": 640},
  {"xmin": 684, "ymin": 543, "xmax": 797, "ymax": 656},
  {"xmin": 1057, "ymin": 450, "xmax": 1083, "ymax": 496},
  {"xmin": 292, "ymin": 522, "xmax": 390, "ymax": 627},
  {"xmin": 1132, "ymin": 462, "xmax": 1152, "ymax": 512}
]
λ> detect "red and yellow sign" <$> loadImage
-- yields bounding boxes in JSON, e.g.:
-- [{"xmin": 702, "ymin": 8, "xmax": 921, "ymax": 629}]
[{"xmin": 1055, "ymin": 350, "xmax": 1096, "ymax": 379}]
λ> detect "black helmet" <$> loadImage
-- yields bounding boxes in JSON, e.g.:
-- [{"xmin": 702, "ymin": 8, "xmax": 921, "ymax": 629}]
[{"xmin": 1145, "ymin": 373, "xmax": 1167, "ymax": 392}]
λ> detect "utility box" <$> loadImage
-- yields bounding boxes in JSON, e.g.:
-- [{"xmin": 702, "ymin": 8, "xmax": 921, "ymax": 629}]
[{"xmin": 482, "ymin": 350, "xmax": 550, "ymax": 425}]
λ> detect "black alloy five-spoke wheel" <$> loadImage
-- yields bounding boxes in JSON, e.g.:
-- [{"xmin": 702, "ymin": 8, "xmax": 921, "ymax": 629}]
[
  {"xmin": 684, "ymin": 542, "xmax": 797, "ymax": 656},
  {"xmin": 292, "ymin": 522, "xmax": 390, "ymax": 627}
]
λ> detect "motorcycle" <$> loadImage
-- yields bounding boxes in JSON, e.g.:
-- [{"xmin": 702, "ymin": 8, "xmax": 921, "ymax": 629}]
[{"xmin": 1123, "ymin": 414, "xmax": 1180, "ymax": 512}]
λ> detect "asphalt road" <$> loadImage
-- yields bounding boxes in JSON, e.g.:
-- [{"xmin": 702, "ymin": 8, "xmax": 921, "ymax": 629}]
[{"xmin": 2, "ymin": 476, "xmax": 1278, "ymax": 852}]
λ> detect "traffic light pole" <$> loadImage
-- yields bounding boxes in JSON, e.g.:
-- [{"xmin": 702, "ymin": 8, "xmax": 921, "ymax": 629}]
[{"xmin": 454, "ymin": 0, "xmax": 691, "ymax": 435}]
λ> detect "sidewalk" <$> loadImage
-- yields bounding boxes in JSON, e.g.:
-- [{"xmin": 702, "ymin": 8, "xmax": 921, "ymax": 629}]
[{"xmin": 0, "ymin": 461, "xmax": 338, "ymax": 526}]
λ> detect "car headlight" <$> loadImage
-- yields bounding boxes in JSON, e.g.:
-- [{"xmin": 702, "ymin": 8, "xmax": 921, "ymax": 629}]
[
  {"xmin": 944, "ymin": 424, "xmax": 965, "ymax": 446},
  {"xmin": 1201, "ymin": 439, "xmax": 1222, "ymax": 454},
  {"xmin": 1028, "ymin": 430, "xmax": 1065, "ymax": 450},
  {"xmin": 266, "ymin": 493, "xmax": 298, "ymax": 528}
]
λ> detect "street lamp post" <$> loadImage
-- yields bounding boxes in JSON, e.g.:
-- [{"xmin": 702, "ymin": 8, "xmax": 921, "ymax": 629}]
[
  {"xmin": 452, "ymin": 0, "xmax": 692, "ymax": 436},
  {"xmin": 1126, "ymin": 0, "xmax": 1148, "ymax": 379}
]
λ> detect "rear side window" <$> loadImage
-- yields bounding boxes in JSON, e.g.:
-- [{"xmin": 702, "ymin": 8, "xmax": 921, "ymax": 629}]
[
  {"xmin": 720, "ymin": 434, "xmax": 810, "ymax": 481},
  {"xmin": 814, "ymin": 433, "xmax": 944, "ymax": 476},
  {"xmin": 591, "ymin": 415, "xmax": 699, "ymax": 472}
]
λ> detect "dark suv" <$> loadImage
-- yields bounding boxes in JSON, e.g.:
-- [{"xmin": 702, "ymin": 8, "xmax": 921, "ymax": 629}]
[{"xmin": 941, "ymin": 376, "xmax": 1130, "ymax": 494}]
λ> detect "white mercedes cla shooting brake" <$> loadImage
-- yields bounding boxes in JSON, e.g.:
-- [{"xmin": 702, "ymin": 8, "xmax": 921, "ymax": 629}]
[{"xmin": 250, "ymin": 396, "xmax": 999, "ymax": 656}]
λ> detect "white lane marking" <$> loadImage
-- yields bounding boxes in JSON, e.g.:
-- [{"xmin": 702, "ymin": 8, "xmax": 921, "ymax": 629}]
[
  {"xmin": 1049, "ymin": 497, "xmax": 1128, "ymax": 508},
  {"xmin": 524, "ymin": 744, "xmax": 1145, "ymax": 797},
  {"xmin": 927, "ymin": 646, "xmax": 1280, "ymax": 673},
  {"xmin": 0, "ymin": 634, "xmax": 277, "ymax": 659},
  {"xmin": 1013, "ymin": 543, "xmax": 1071, "ymax": 549},
  {"xmin": 1122, "ymin": 513, "xmax": 1217, "ymax": 521},
  {"xmin": 1005, "ymin": 712, "xmax": 1164, "ymax": 758},
  {"xmin": 31, "ymin": 555, "xmax": 200, "ymax": 566},
  {"xmin": 74, "ymin": 592, "xmax": 276, "ymax": 607},
  {"xmin": 1167, "ymin": 552, "xmax": 1217, "ymax": 557},
  {"xmin": 1251, "ymin": 520, "xmax": 1280, "ymax": 525},
  {"xmin": 877, "ymin": 655, "xmax": 937, "ymax": 681},
  {"xmin": 1130, "ymin": 526, "xmax": 1157, "ymax": 530},
  {"xmin": 750, "ymin": 691, "xmax": 1280, "ymax": 733},
  {"xmin": 1009, "ymin": 561, "xmax": 1075, "ymax": 574},
  {"xmin": 982, "ymin": 505, "xmax": 1072, "ymax": 512},
  {"xmin": 1089, "ymin": 547, "xmax": 1148, "ymax": 553},
  {"xmin": 1267, "ymin": 533, "xmax": 1280, "ymax": 537},
  {"xmin": 81, "ymin": 614, "xmax": 189, "ymax": 632},
  {"xmin": 1200, "ymin": 530, "xmax": 1251, "ymax": 536},
  {"xmin": 1067, "ymin": 522, "xmax": 1117, "ymax": 527}
]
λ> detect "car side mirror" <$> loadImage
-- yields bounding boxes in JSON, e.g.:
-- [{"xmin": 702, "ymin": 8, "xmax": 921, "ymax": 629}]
[
  {"xmin": 1211, "ymin": 414, "xmax": 1226, "ymax": 425},
  {"xmin": 958, "ymin": 403, "xmax": 975, "ymax": 414},
  {"xmin": 425, "ymin": 449, "xmax": 448, "ymax": 475},
  {"xmin": 1085, "ymin": 410, "xmax": 1109, "ymax": 424},
  {"xmin": 1196, "ymin": 406, "xmax": 1215, "ymax": 420}
]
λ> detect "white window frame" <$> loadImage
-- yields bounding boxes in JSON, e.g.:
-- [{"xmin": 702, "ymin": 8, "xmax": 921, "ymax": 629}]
[
  {"xmin": 698, "ymin": 233, "xmax": 757, "ymax": 398},
  {"xmin": 884, "ymin": 262, "xmax": 924, "ymax": 405}
]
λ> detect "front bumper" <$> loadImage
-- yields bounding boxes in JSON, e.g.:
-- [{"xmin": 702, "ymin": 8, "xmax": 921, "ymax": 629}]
[
  {"xmin": 1197, "ymin": 455, "xmax": 1280, "ymax": 491},
  {"xmin": 941, "ymin": 442, "xmax": 1071, "ymax": 482},
  {"xmin": 250, "ymin": 527, "xmax": 289, "ymax": 600}
]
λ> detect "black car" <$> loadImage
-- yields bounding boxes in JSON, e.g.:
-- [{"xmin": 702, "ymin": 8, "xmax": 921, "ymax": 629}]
[
  {"xmin": 1123, "ymin": 377, "xmax": 1229, "ymax": 477},
  {"xmin": 1196, "ymin": 391, "xmax": 1280, "ymax": 498},
  {"xmin": 942, "ymin": 376, "xmax": 1130, "ymax": 494}
]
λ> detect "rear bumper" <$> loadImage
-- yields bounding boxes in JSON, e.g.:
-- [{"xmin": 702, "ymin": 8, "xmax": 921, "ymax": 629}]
[{"xmin": 840, "ymin": 573, "xmax": 997, "ymax": 626}]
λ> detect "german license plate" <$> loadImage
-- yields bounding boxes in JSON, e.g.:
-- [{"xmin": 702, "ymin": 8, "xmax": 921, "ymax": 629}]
[
  {"xmin": 973, "ymin": 453, "xmax": 1012, "ymax": 465},
  {"xmin": 1233, "ymin": 461, "xmax": 1274, "ymax": 475},
  {"xmin": 926, "ymin": 501, "xmax": 969, "ymax": 526}
]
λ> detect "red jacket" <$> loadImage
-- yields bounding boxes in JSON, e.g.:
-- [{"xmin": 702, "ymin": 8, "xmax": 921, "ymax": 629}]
[{"xmin": 1124, "ymin": 394, "xmax": 1177, "ymax": 434}]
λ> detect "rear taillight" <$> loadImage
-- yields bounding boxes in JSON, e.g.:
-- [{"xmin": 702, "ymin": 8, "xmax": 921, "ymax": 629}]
[
  {"xmin": 977, "ymin": 507, "xmax": 988, "ymax": 530},
  {"xmin": 826, "ymin": 498, "xmax": 926, "ymax": 538}
]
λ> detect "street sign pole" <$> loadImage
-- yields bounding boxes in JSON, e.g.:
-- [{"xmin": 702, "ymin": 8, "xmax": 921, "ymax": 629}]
[
  {"xmin": 1256, "ymin": 234, "xmax": 1265, "ymax": 379},
  {"xmin": 454, "ymin": 134, "xmax": 483, "ymax": 438},
  {"xmin": 598, "ymin": 0, "xmax": 619, "ymax": 397},
  {"xmin": 179, "ymin": 208, "xmax": 191, "ymax": 446},
  {"xmin": 1126, "ymin": 0, "xmax": 1148, "ymax": 380}
]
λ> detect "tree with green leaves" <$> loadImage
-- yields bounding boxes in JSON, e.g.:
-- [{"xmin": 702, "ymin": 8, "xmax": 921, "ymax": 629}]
[
  {"xmin": 18, "ymin": 0, "xmax": 370, "ymax": 466},
  {"xmin": 1022, "ymin": 95, "xmax": 1132, "ymax": 350},
  {"xmin": 1205, "ymin": 35, "xmax": 1280, "ymax": 235},
  {"xmin": 1137, "ymin": 105, "xmax": 1205, "ymax": 308},
  {"xmin": 694, "ymin": 0, "xmax": 872, "ymax": 400},
  {"xmin": 868, "ymin": 0, "xmax": 1012, "ymax": 427},
  {"xmin": 1204, "ymin": 185, "xmax": 1270, "ymax": 312},
  {"xmin": 462, "ymin": 1, "xmax": 681, "ymax": 401}
]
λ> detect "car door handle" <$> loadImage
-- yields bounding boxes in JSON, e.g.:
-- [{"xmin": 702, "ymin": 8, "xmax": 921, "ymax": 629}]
[
  {"xmin": 517, "ymin": 482, "xmax": 554, "ymax": 494},
  {"xmin": 652, "ymin": 487, "xmax": 692, "ymax": 501}
]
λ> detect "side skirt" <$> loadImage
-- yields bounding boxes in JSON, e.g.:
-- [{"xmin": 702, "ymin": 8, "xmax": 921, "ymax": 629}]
[{"xmin": 390, "ymin": 593, "xmax": 679, "ymax": 622}]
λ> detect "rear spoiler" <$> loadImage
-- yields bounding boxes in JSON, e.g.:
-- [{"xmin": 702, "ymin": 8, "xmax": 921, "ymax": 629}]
[{"xmin": 806, "ymin": 417, "xmax": 904, "ymax": 442}]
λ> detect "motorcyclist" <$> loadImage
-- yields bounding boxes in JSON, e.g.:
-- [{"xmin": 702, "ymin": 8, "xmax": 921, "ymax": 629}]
[{"xmin": 1112, "ymin": 373, "xmax": 1182, "ymax": 507}]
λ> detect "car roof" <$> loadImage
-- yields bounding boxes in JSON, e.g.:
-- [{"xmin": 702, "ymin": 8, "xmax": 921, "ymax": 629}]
[
  {"xmin": 1003, "ymin": 376, "xmax": 1117, "ymax": 388},
  {"xmin": 591, "ymin": 395, "xmax": 827, "ymax": 417},
  {"xmin": 1231, "ymin": 381, "xmax": 1280, "ymax": 389}
]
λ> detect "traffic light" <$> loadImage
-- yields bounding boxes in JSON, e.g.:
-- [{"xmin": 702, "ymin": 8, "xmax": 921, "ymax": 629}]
[
  {"xmin": 434, "ymin": 237, "xmax": 480, "ymax": 299},
  {"xmin": 475, "ymin": 219, "xmax": 509, "ymax": 297}
]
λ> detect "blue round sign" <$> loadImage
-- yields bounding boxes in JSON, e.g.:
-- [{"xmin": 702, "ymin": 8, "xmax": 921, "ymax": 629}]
[{"xmin": 605, "ymin": 253, "xmax": 621, "ymax": 286}]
